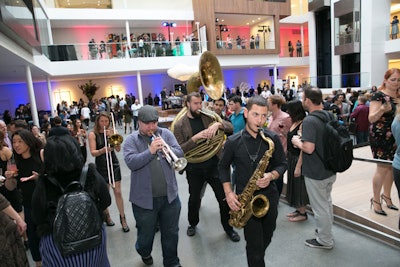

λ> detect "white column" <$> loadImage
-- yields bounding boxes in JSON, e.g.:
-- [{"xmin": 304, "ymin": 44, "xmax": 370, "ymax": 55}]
[
  {"xmin": 25, "ymin": 66, "xmax": 39, "ymax": 126},
  {"xmin": 273, "ymin": 65, "xmax": 278, "ymax": 91},
  {"xmin": 308, "ymin": 12, "xmax": 317, "ymax": 86},
  {"xmin": 47, "ymin": 77, "xmax": 56, "ymax": 117},
  {"xmin": 125, "ymin": 20, "xmax": 131, "ymax": 58},
  {"xmin": 137, "ymin": 71, "xmax": 144, "ymax": 105}
]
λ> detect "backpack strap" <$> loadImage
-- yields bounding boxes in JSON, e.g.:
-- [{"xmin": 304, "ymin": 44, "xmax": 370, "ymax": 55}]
[
  {"xmin": 80, "ymin": 165, "xmax": 89, "ymax": 189},
  {"xmin": 47, "ymin": 175, "xmax": 66, "ymax": 194},
  {"xmin": 47, "ymin": 165, "xmax": 89, "ymax": 193},
  {"xmin": 308, "ymin": 110, "xmax": 332, "ymax": 164}
]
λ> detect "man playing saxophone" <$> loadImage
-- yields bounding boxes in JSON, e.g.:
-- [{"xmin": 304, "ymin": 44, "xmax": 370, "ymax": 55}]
[
  {"xmin": 219, "ymin": 96, "xmax": 287, "ymax": 267},
  {"xmin": 173, "ymin": 92, "xmax": 240, "ymax": 242}
]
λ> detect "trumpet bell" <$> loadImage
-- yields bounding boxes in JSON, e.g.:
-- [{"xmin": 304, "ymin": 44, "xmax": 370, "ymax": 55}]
[
  {"xmin": 174, "ymin": 158, "xmax": 188, "ymax": 172},
  {"xmin": 108, "ymin": 134, "xmax": 123, "ymax": 147}
]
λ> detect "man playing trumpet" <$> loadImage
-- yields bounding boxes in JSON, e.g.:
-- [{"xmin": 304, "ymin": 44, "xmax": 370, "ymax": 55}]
[
  {"xmin": 123, "ymin": 105, "xmax": 183, "ymax": 267},
  {"xmin": 173, "ymin": 92, "xmax": 240, "ymax": 242}
]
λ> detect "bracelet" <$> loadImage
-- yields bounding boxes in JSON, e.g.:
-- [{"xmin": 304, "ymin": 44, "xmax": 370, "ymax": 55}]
[{"xmin": 270, "ymin": 172, "xmax": 276, "ymax": 180}]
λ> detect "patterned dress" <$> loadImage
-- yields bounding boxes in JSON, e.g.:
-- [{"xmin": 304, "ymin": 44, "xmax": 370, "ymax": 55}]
[{"xmin": 369, "ymin": 91, "xmax": 397, "ymax": 160}]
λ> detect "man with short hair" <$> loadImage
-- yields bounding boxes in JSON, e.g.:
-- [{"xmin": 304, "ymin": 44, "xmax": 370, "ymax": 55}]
[
  {"xmin": 123, "ymin": 105, "xmax": 183, "ymax": 266},
  {"xmin": 228, "ymin": 95, "xmax": 245, "ymax": 133},
  {"xmin": 219, "ymin": 95, "xmax": 287, "ymax": 266},
  {"xmin": 291, "ymin": 85, "xmax": 336, "ymax": 250},
  {"xmin": 48, "ymin": 116, "xmax": 70, "ymax": 137},
  {"xmin": 131, "ymin": 99, "xmax": 142, "ymax": 131},
  {"xmin": 213, "ymin": 98, "xmax": 228, "ymax": 120},
  {"xmin": 173, "ymin": 92, "xmax": 239, "ymax": 242}
]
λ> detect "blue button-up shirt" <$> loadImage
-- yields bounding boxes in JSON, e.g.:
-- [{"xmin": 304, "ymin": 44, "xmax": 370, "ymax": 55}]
[{"xmin": 123, "ymin": 127, "xmax": 183, "ymax": 209}]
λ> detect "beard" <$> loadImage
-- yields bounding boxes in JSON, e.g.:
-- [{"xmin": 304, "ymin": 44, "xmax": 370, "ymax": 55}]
[{"xmin": 189, "ymin": 108, "xmax": 201, "ymax": 118}]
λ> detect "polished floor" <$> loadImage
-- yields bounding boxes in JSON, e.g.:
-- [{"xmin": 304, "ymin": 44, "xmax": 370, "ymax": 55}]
[{"xmin": 29, "ymin": 128, "xmax": 400, "ymax": 267}]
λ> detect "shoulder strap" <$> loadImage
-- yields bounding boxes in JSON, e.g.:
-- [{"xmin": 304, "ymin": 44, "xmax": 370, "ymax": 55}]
[
  {"xmin": 47, "ymin": 175, "xmax": 66, "ymax": 193},
  {"xmin": 80, "ymin": 165, "xmax": 89, "ymax": 189}
]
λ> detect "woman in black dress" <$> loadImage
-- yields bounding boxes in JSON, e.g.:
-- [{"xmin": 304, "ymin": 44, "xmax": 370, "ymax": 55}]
[
  {"xmin": 368, "ymin": 68, "xmax": 400, "ymax": 215},
  {"xmin": 88, "ymin": 112, "xmax": 129, "ymax": 232},
  {"xmin": 287, "ymin": 100, "xmax": 309, "ymax": 221},
  {"xmin": 5, "ymin": 129, "xmax": 43, "ymax": 267}
]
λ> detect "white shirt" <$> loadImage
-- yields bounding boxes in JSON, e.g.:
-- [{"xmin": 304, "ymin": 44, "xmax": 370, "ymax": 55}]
[
  {"xmin": 81, "ymin": 106, "xmax": 91, "ymax": 119},
  {"xmin": 131, "ymin": 103, "xmax": 142, "ymax": 116}
]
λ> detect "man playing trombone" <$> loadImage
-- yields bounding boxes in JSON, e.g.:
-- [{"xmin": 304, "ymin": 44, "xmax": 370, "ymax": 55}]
[
  {"xmin": 173, "ymin": 92, "xmax": 240, "ymax": 242},
  {"xmin": 123, "ymin": 105, "xmax": 183, "ymax": 267}
]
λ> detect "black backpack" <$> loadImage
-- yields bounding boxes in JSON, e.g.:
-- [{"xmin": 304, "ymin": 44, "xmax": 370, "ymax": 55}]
[
  {"xmin": 47, "ymin": 165, "xmax": 103, "ymax": 256},
  {"xmin": 310, "ymin": 110, "xmax": 353, "ymax": 173}
]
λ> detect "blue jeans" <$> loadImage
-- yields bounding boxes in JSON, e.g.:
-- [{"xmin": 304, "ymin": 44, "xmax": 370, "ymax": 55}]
[{"xmin": 132, "ymin": 196, "xmax": 181, "ymax": 267}]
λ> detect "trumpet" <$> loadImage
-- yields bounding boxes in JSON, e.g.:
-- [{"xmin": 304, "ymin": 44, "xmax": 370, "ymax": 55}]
[{"xmin": 152, "ymin": 133, "xmax": 187, "ymax": 171}]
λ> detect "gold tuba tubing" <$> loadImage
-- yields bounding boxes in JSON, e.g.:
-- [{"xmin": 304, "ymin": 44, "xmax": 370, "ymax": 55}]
[
  {"xmin": 229, "ymin": 129, "xmax": 275, "ymax": 229},
  {"xmin": 171, "ymin": 52, "xmax": 225, "ymax": 163}
]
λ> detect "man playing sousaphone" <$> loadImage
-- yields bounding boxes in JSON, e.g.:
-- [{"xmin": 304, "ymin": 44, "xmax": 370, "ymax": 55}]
[
  {"xmin": 219, "ymin": 96, "xmax": 287, "ymax": 267},
  {"xmin": 173, "ymin": 92, "xmax": 240, "ymax": 242}
]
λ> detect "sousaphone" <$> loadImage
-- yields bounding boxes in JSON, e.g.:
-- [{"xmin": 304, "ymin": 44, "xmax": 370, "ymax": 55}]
[{"xmin": 170, "ymin": 51, "xmax": 225, "ymax": 163}]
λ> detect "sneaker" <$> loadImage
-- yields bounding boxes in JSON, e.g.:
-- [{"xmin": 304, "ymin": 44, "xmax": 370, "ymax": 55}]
[
  {"xmin": 226, "ymin": 230, "xmax": 240, "ymax": 242},
  {"xmin": 305, "ymin": 238, "xmax": 333, "ymax": 250},
  {"xmin": 141, "ymin": 255, "xmax": 153, "ymax": 265},
  {"xmin": 187, "ymin": 225, "xmax": 196, "ymax": 236}
]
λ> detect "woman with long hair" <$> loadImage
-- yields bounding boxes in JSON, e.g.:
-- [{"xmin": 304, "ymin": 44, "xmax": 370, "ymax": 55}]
[
  {"xmin": 88, "ymin": 112, "xmax": 130, "ymax": 232},
  {"xmin": 32, "ymin": 134, "xmax": 111, "ymax": 266},
  {"xmin": 368, "ymin": 68, "xmax": 400, "ymax": 216},
  {"xmin": 72, "ymin": 119, "xmax": 87, "ymax": 162},
  {"xmin": 287, "ymin": 100, "xmax": 309, "ymax": 222},
  {"xmin": 5, "ymin": 129, "xmax": 44, "ymax": 267}
]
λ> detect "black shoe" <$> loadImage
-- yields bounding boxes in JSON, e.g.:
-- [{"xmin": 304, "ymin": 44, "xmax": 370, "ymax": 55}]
[
  {"xmin": 141, "ymin": 255, "xmax": 153, "ymax": 265},
  {"xmin": 305, "ymin": 238, "xmax": 333, "ymax": 249},
  {"xmin": 187, "ymin": 225, "xmax": 196, "ymax": 236},
  {"xmin": 226, "ymin": 230, "xmax": 240, "ymax": 242},
  {"xmin": 120, "ymin": 215, "xmax": 130, "ymax": 232}
]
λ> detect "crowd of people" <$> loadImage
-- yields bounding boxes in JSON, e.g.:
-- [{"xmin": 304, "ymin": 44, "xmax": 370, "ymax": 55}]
[
  {"xmin": 0, "ymin": 68, "xmax": 399, "ymax": 266},
  {"xmin": 87, "ymin": 32, "xmax": 200, "ymax": 60}
]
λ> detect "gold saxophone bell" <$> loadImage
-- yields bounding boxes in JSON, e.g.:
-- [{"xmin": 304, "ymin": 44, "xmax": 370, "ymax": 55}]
[{"xmin": 108, "ymin": 134, "xmax": 123, "ymax": 147}]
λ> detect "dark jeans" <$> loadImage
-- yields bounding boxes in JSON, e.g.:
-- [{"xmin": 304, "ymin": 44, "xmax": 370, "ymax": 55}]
[
  {"xmin": 133, "ymin": 116, "xmax": 138, "ymax": 130},
  {"xmin": 243, "ymin": 184, "xmax": 279, "ymax": 267},
  {"xmin": 132, "ymin": 196, "xmax": 181, "ymax": 267},
  {"xmin": 356, "ymin": 131, "xmax": 369, "ymax": 144},
  {"xmin": 186, "ymin": 165, "xmax": 233, "ymax": 233}
]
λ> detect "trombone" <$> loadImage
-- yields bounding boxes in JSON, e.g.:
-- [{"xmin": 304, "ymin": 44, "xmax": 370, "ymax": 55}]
[
  {"xmin": 151, "ymin": 133, "xmax": 187, "ymax": 171},
  {"xmin": 103, "ymin": 112, "xmax": 123, "ymax": 188}
]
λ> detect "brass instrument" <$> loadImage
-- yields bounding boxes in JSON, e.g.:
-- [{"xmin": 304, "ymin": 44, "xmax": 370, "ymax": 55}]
[
  {"xmin": 103, "ymin": 112, "xmax": 122, "ymax": 188},
  {"xmin": 151, "ymin": 133, "xmax": 187, "ymax": 171},
  {"xmin": 108, "ymin": 134, "xmax": 123, "ymax": 147},
  {"xmin": 170, "ymin": 52, "xmax": 225, "ymax": 163},
  {"xmin": 229, "ymin": 129, "xmax": 275, "ymax": 229}
]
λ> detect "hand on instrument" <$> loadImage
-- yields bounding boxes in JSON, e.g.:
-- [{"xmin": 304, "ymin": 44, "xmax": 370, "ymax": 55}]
[
  {"xmin": 225, "ymin": 191, "xmax": 241, "ymax": 211},
  {"xmin": 149, "ymin": 137, "xmax": 164, "ymax": 155},
  {"xmin": 256, "ymin": 173, "xmax": 272, "ymax": 188}
]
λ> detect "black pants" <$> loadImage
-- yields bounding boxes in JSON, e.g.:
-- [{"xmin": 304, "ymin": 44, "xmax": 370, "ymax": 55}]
[
  {"xmin": 185, "ymin": 165, "xmax": 233, "ymax": 233},
  {"xmin": 243, "ymin": 184, "xmax": 279, "ymax": 267}
]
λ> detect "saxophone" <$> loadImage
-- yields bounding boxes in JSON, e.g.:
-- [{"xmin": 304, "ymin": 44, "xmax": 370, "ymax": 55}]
[{"xmin": 229, "ymin": 129, "xmax": 275, "ymax": 229}]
